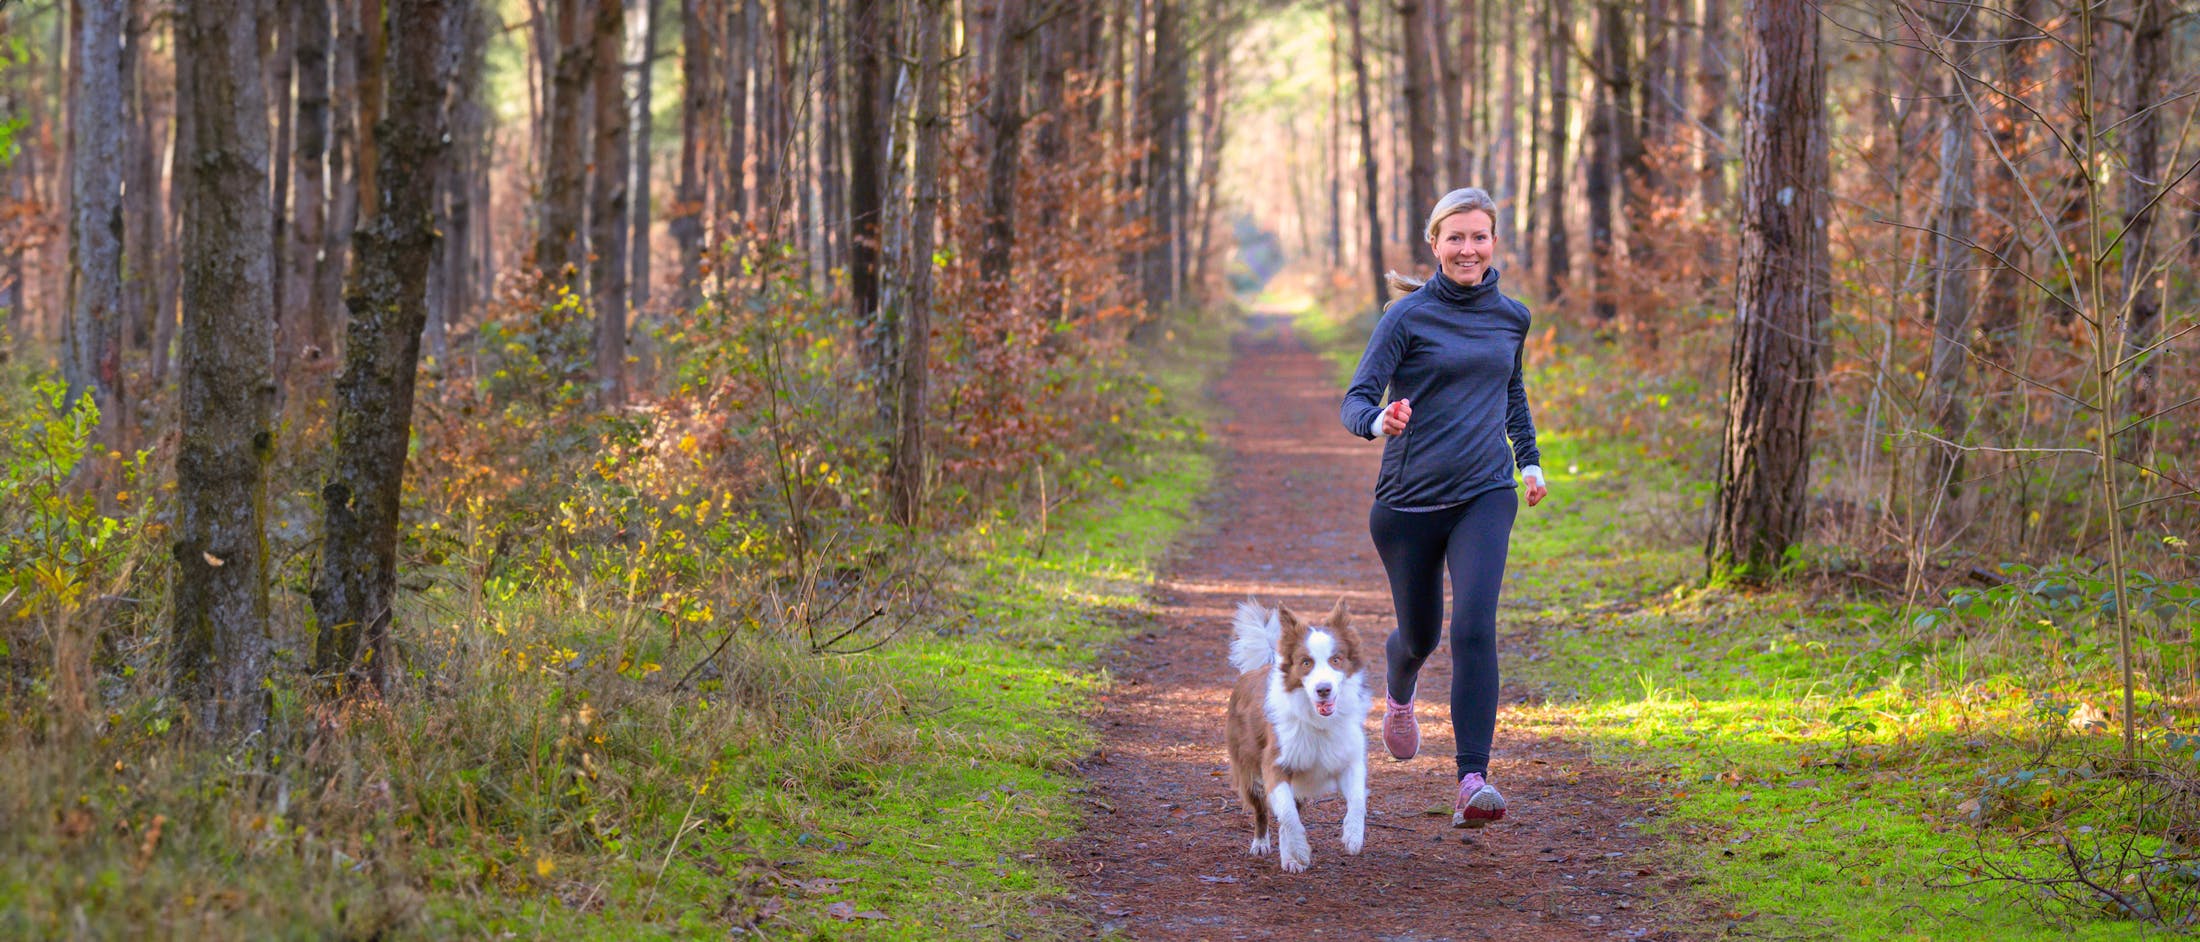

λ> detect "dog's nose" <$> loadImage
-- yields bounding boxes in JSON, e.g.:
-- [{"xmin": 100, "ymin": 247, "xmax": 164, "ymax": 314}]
[{"xmin": 1314, "ymin": 682, "xmax": 1333, "ymax": 699}]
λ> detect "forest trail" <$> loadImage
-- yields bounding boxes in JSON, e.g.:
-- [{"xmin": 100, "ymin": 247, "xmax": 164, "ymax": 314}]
[{"xmin": 1053, "ymin": 313, "xmax": 1683, "ymax": 941}]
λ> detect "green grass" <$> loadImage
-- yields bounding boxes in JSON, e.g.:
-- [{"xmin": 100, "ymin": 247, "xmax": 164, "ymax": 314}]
[{"xmin": 1504, "ymin": 430, "xmax": 2198, "ymax": 940}]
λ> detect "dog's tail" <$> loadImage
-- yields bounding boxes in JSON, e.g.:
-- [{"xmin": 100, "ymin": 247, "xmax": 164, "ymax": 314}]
[{"xmin": 1228, "ymin": 599, "xmax": 1281, "ymax": 674}]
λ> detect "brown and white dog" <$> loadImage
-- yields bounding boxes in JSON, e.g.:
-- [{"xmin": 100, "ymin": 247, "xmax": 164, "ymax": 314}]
[{"xmin": 1224, "ymin": 598, "xmax": 1371, "ymax": 873}]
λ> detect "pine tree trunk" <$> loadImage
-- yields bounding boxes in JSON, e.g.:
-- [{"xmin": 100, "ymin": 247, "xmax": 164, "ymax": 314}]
[
  {"xmin": 891, "ymin": 0, "xmax": 947, "ymax": 526},
  {"xmin": 1708, "ymin": 0, "xmax": 1825, "ymax": 581},
  {"xmin": 2120, "ymin": 0, "xmax": 2164, "ymax": 447},
  {"xmin": 1584, "ymin": 0, "xmax": 1626, "ymax": 322},
  {"xmin": 847, "ymin": 0, "xmax": 886, "ymax": 365},
  {"xmin": 672, "ymin": 0, "xmax": 712, "ymax": 311},
  {"xmin": 1345, "ymin": 0, "xmax": 1384, "ymax": 311},
  {"xmin": 631, "ymin": 0, "xmax": 658, "ymax": 311},
  {"xmin": 311, "ymin": 0, "xmax": 456, "ymax": 696},
  {"xmin": 537, "ymin": 0, "xmax": 590, "ymax": 281},
  {"xmin": 1923, "ymin": 5, "xmax": 1975, "ymax": 507},
  {"xmin": 289, "ymin": 0, "xmax": 331, "ymax": 369},
  {"xmin": 725, "ymin": 0, "xmax": 751, "ymax": 226},
  {"xmin": 307, "ymin": 0, "xmax": 359, "ymax": 365},
  {"xmin": 1435, "ymin": 0, "xmax": 1466, "ymax": 185},
  {"xmin": 590, "ymin": 0, "xmax": 631, "ymax": 405},
  {"xmin": 1697, "ymin": 0, "xmax": 1728, "ymax": 226},
  {"xmin": 66, "ymin": 0, "xmax": 127, "ymax": 461},
  {"xmin": 1498, "ymin": 0, "xmax": 1520, "ymax": 258},
  {"xmin": 978, "ymin": 0, "xmax": 1027, "ymax": 282},
  {"xmin": 1541, "ymin": 0, "xmax": 1570, "ymax": 297},
  {"xmin": 173, "ymin": 0, "xmax": 277, "ymax": 735},
  {"xmin": 1398, "ymin": 0, "xmax": 1437, "ymax": 268}
]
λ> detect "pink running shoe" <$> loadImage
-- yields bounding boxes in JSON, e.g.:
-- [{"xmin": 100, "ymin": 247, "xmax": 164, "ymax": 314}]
[
  {"xmin": 1382, "ymin": 697, "xmax": 1420, "ymax": 760},
  {"xmin": 1453, "ymin": 772, "xmax": 1507, "ymax": 828}
]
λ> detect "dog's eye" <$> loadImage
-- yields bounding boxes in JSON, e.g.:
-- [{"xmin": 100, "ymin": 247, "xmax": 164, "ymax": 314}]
[{"xmin": 1299, "ymin": 657, "xmax": 1313, "ymax": 668}]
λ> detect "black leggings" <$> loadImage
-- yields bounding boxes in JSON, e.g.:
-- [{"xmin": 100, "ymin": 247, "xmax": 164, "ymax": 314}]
[{"xmin": 1368, "ymin": 487, "xmax": 1517, "ymax": 780}]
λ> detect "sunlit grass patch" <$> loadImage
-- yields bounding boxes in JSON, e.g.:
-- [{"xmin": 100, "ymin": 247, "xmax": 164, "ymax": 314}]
[{"xmin": 1505, "ymin": 433, "xmax": 2199, "ymax": 940}]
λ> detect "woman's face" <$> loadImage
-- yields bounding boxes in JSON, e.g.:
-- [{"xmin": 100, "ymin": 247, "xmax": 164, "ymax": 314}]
[{"xmin": 1433, "ymin": 209, "xmax": 1495, "ymax": 287}]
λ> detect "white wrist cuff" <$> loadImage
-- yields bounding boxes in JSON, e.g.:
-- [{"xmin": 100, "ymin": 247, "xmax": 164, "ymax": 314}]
[{"xmin": 1521, "ymin": 465, "xmax": 1544, "ymax": 485}]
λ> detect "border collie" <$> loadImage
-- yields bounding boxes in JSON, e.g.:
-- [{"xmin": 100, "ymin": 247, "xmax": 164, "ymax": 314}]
[{"xmin": 1224, "ymin": 598, "xmax": 1371, "ymax": 873}]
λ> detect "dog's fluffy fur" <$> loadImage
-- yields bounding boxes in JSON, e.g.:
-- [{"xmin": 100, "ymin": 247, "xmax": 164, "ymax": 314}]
[{"xmin": 1224, "ymin": 598, "xmax": 1371, "ymax": 872}]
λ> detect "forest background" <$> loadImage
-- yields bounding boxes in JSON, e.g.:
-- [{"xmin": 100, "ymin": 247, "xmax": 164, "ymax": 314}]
[{"xmin": 0, "ymin": 0, "xmax": 2196, "ymax": 936}]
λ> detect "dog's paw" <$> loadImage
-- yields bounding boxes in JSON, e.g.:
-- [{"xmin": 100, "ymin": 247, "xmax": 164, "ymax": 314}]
[
  {"xmin": 1248, "ymin": 835, "xmax": 1272, "ymax": 856},
  {"xmin": 1341, "ymin": 823, "xmax": 1365, "ymax": 855},
  {"xmin": 1278, "ymin": 834, "xmax": 1312, "ymax": 873}
]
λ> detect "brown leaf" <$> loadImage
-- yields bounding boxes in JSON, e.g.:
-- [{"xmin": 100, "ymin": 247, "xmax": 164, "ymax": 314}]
[
  {"xmin": 826, "ymin": 901, "xmax": 857, "ymax": 920},
  {"xmin": 202, "ymin": 552, "xmax": 225, "ymax": 567}
]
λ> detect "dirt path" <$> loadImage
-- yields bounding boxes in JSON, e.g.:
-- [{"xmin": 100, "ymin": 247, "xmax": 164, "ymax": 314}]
[{"xmin": 1051, "ymin": 314, "xmax": 1679, "ymax": 941}]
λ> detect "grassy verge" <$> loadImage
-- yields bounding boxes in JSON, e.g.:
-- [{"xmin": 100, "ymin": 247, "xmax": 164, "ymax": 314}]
[
  {"xmin": 1505, "ymin": 431, "xmax": 2196, "ymax": 940},
  {"xmin": 0, "ymin": 308, "xmax": 1232, "ymax": 940}
]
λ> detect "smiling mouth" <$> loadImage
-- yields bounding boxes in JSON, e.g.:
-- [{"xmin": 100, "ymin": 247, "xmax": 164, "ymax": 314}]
[{"xmin": 1315, "ymin": 699, "xmax": 1336, "ymax": 716}]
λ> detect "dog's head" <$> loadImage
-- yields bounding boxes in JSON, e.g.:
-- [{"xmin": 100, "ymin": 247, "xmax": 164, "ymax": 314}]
[{"xmin": 1273, "ymin": 598, "xmax": 1365, "ymax": 718}]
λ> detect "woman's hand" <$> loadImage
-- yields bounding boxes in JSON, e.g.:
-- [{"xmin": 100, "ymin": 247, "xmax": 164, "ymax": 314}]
[
  {"xmin": 1522, "ymin": 466, "xmax": 1547, "ymax": 507},
  {"xmin": 1381, "ymin": 399, "xmax": 1413, "ymax": 437}
]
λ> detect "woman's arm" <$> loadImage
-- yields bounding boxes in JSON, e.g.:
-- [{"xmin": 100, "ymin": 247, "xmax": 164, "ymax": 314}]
[
  {"xmin": 1341, "ymin": 306, "xmax": 1413, "ymax": 440},
  {"xmin": 1507, "ymin": 338, "xmax": 1546, "ymax": 505}
]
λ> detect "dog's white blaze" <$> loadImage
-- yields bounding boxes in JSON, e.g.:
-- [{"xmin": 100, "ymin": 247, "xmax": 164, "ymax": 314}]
[{"xmin": 1302, "ymin": 630, "xmax": 1342, "ymax": 699}]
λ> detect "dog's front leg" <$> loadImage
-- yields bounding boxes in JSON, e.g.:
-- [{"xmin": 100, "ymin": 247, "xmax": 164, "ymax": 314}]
[
  {"xmin": 1266, "ymin": 781, "xmax": 1312, "ymax": 873},
  {"xmin": 1340, "ymin": 760, "xmax": 1367, "ymax": 855}
]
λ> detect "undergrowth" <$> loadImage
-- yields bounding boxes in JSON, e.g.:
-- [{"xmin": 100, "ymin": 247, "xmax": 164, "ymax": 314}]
[{"xmin": 0, "ymin": 296, "xmax": 1232, "ymax": 939}]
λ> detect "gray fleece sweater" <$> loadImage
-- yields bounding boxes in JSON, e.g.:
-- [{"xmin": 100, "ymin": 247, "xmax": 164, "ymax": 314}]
[{"xmin": 1340, "ymin": 267, "xmax": 1542, "ymax": 510}]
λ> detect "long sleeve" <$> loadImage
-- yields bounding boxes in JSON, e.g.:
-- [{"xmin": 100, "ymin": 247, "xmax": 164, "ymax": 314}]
[
  {"xmin": 1342, "ymin": 306, "xmax": 1412, "ymax": 440},
  {"xmin": 1506, "ymin": 339, "xmax": 1541, "ymax": 470}
]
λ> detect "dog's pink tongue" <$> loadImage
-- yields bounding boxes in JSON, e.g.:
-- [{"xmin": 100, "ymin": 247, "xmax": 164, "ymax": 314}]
[{"xmin": 1317, "ymin": 701, "xmax": 1335, "ymax": 716}]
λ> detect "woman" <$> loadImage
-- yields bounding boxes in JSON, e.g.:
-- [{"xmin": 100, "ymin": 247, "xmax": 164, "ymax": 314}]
[{"xmin": 1339, "ymin": 187, "xmax": 1546, "ymax": 828}]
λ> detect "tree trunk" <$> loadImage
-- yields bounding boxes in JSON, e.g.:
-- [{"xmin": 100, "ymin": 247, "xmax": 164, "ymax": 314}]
[
  {"xmin": 1345, "ymin": 0, "xmax": 1384, "ymax": 311},
  {"xmin": 978, "ymin": 0, "xmax": 1027, "ymax": 282},
  {"xmin": 2119, "ymin": 0, "xmax": 2164, "ymax": 447},
  {"xmin": 173, "ymin": 0, "xmax": 278, "ymax": 735},
  {"xmin": 355, "ymin": 0, "xmax": 384, "ymax": 217},
  {"xmin": 1139, "ymin": 0, "xmax": 1183, "ymax": 310},
  {"xmin": 1697, "ymin": 0, "xmax": 1728, "ymax": 227},
  {"xmin": 1923, "ymin": 4, "xmax": 1975, "ymax": 507},
  {"xmin": 1327, "ymin": 7, "xmax": 1344, "ymax": 269},
  {"xmin": 311, "ymin": 0, "xmax": 456, "ymax": 696},
  {"xmin": 590, "ymin": 0, "xmax": 631, "ymax": 405},
  {"xmin": 1541, "ymin": 0, "xmax": 1570, "ymax": 298},
  {"xmin": 1584, "ymin": 0, "xmax": 1627, "ymax": 322},
  {"xmin": 671, "ymin": 0, "xmax": 711, "ymax": 311},
  {"xmin": 1398, "ymin": 0, "xmax": 1437, "ymax": 268},
  {"xmin": 725, "ymin": 0, "xmax": 751, "ymax": 227},
  {"xmin": 631, "ymin": 0, "xmax": 659, "ymax": 311},
  {"xmin": 124, "ymin": 0, "xmax": 162, "ymax": 402},
  {"xmin": 269, "ymin": 4, "xmax": 293, "ymax": 385},
  {"xmin": 1708, "ymin": 0, "xmax": 1825, "ymax": 581},
  {"xmin": 847, "ymin": 0, "xmax": 886, "ymax": 366},
  {"xmin": 65, "ymin": 0, "xmax": 127, "ymax": 460},
  {"xmin": 310, "ymin": 0, "xmax": 361, "ymax": 359},
  {"xmin": 537, "ymin": 0, "xmax": 590, "ymax": 281},
  {"xmin": 289, "ymin": 0, "xmax": 331, "ymax": 371},
  {"xmin": 1435, "ymin": 0, "xmax": 1466, "ymax": 186},
  {"xmin": 1497, "ymin": 0, "xmax": 1519, "ymax": 256},
  {"xmin": 890, "ymin": 0, "xmax": 947, "ymax": 526}
]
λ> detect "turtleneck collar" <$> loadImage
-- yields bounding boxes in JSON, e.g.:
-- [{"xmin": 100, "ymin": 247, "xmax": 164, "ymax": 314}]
[{"xmin": 1425, "ymin": 266, "xmax": 1501, "ymax": 307}]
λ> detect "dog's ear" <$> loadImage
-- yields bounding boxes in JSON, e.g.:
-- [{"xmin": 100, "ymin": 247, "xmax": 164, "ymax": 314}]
[
  {"xmin": 1327, "ymin": 598, "xmax": 1365, "ymax": 662},
  {"xmin": 1325, "ymin": 597, "xmax": 1350, "ymax": 630},
  {"xmin": 1274, "ymin": 606, "xmax": 1306, "ymax": 657}
]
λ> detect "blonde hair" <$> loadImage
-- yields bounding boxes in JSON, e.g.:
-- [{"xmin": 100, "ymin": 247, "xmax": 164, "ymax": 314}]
[{"xmin": 1385, "ymin": 188, "xmax": 1501, "ymax": 304}]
